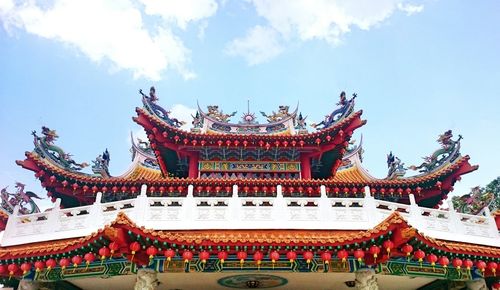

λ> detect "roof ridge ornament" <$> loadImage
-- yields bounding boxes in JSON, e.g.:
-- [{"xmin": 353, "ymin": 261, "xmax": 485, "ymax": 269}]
[
  {"xmin": 1, "ymin": 182, "xmax": 42, "ymax": 215},
  {"xmin": 32, "ymin": 126, "xmax": 89, "ymax": 171},
  {"xmin": 311, "ymin": 91, "xmax": 356, "ymax": 130},
  {"xmin": 386, "ymin": 151, "xmax": 406, "ymax": 179},
  {"xmin": 140, "ymin": 86, "xmax": 185, "ymax": 128},
  {"xmin": 409, "ymin": 130, "xmax": 462, "ymax": 173}
]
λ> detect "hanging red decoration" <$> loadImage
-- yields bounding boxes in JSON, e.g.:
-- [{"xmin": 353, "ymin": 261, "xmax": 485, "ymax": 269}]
[
  {"xmin": 46, "ymin": 259, "xmax": 57, "ymax": 271},
  {"xmin": 269, "ymin": 251, "xmax": 280, "ymax": 269},
  {"xmin": 109, "ymin": 242, "xmax": 120, "ymax": 257},
  {"xmin": 476, "ymin": 260, "xmax": 487, "ymax": 275},
  {"xmin": 182, "ymin": 250, "xmax": 193, "ymax": 263},
  {"xmin": 20, "ymin": 262, "xmax": 31, "ymax": 276},
  {"xmin": 34, "ymin": 261, "xmax": 45, "ymax": 273},
  {"xmin": 414, "ymin": 250, "xmax": 425, "ymax": 267},
  {"xmin": 354, "ymin": 249, "xmax": 365, "ymax": 263},
  {"xmin": 337, "ymin": 249, "xmax": 348, "ymax": 264},
  {"xmin": 402, "ymin": 244, "xmax": 413, "ymax": 261},
  {"xmin": 0, "ymin": 264, "xmax": 6, "ymax": 275},
  {"xmin": 59, "ymin": 258, "xmax": 70, "ymax": 271},
  {"xmin": 286, "ymin": 251, "xmax": 297, "ymax": 263},
  {"xmin": 164, "ymin": 249, "xmax": 175, "ymax": 268},
  {"xmin": 84, "ymin": 253, "xmax": 95, "ymax": 270},
  {"xmin": 8, "ymin": 263, "xmax": 18, "ymax": 278},
  {"xmin": 303, "ymin": 251, "xmax": 314, "ymax": 264},
  {"xmin": 199, "ymin": 251, "xmax": 210, "ymax": 264},
  {"xmin": 382, "ymin": 240, "xmax": 394, "ymax": 256},
  {"xmin": 146, "ymin": 246, "xmax": 158, "ymax": 264},
  {"xmin": 369, "ymin": 246, "xmax": 381, "ymax": 263},
  {"xmin": 321, "ymin": 252, "xmax": 332, "ymax": 264},
  {"xmin": 438, "ymin": 256, "xmax": 450, "ymax": 270},
  {"xmin": 218, "ymin": 251, "xmax": 228, "ymax": 267},
  {"xmin": 253, "ymin": 251, "xmax": 264, "ymax": 270},
  {"xmin": 99, "ymin": 247, "xmax": 110, "ymax": 264},
  {"xmin": 426, "ymin": 254, "xmax": 438, "ymax": 270},
  {"xmin": 488, "ymin": 261, "xmax": 498, "ymax": 276},
  {"xmin": 463, "ymin": 259, "xmax": 473, "ymax": 273},
  {"xmin": 71, "ymin": 255, "xmax": 82, "ymax": 272},
  {"xmin": 452, "ymin": 258, "xmax": 463, "ymax": 271},
  {"xmin": 129, "ymin": 241, "xmax": 141, "ymax": 262},
  {"xmin": 237, "ymin": 251, "xmax": 247, "ymax": 269}
]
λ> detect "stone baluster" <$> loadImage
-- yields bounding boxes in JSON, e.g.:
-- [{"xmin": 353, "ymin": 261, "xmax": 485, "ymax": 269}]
[
  {"xmin": 45, "ymin": 198, "xmax": 62, "ymax": 234},
  {"xmin": 483, "ymin": 207, "xmax": 500, "ymax": 238},
  {"xmin": 447, "ymin": 199, "xmax": 465, "ymax": 234},
  {"xmin": 89, "ymin": 192, "xmax": 104, "ymax": 229},
  {"xmin": 319, "ymin": 185, "xmax": 330, "ymax": 221},
  {"xmin": 274, "ymin": 185, "xmax": 287, "ymax": 222},
  {"xmin": 132, "ymin": 184, "xmax": 148, "ymax": 226},
  {"xmin": 229, "ymin": 185, "xmax": 239, "ymax": 223},
  {"xmin": 363, "ymin": 186, "xmax": 378, "ymax": 227},
  {"xmin": 354, "ymin": 269, "xmax": 379, "ymax": 290},
  {"xmin": 134, "ymin": 268, "xmax": 160, "ymax": 290},
  {"xmin": 407, "ymin": 194, "xmax": 423, "ymax": 229},
  {"xmin": 466, "ymin": 279, "xmax": 487, "ymax": 290},
  {"xmin": 182, "ymin": 185, "xmax": 195, "ymax": 224}
]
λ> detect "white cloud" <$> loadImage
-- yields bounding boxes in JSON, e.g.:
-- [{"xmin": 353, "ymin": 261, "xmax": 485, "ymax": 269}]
[
  {"xmin": 169, "ymin": 104, "xmax": 197, "ymax": 131},
  {"xmin": 140, "ymin": 0, "xmax": 218, "ymax": 30},
  {"xmin": 0, "ymin": 0, "xmax": 217, "ymax": 80},
  {"xmin": 225, "ymin": 25, "xmax": 284, "ymax": 65},
  {"xmin": 397, "ymin": 3, "xmax": 424, "ymax": 16},
  {"xmin": 227, "ymin": 0, "xmax": 424, "ymax": 63}
]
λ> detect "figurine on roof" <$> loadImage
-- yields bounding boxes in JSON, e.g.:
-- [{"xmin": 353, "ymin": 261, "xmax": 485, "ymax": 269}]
[
  {"xmin": 33, "ymin": 127, "xmax": 89, "ymax": 171},
  {"xmin": 1, "ymin": 182, "xmax": 41, "ymax": 215},
  {"xmin": 409, "ymin": 130, "xmax": 462, "ymax": 173},
  {"xmin": 386, "ymin": 151, "xmax": 406, "ymax": 179},
  {"xmin": 140, "ymin": 87, "xmax": 185, "ymax": 128},
  {"xmin": 294, "ymin": 112, "xmax": 307, "ymax": 131},
  {"xmin": 452, "ymin": 186, "xmax": 494, "ymax": 215},
  {"xmin": 260, "ymin": 105, "xmax": 291, "ymax": 123},
  {"xmin": 311, "ymin": 91, "xmax": 356, "ymax": 130},
  {"xmin": 92, "ymin": 149, "xmax": 111, "ymax": 177},
  {"xmin": 206, "ymin": 105, "xmax": 237, "ymax": 122}
]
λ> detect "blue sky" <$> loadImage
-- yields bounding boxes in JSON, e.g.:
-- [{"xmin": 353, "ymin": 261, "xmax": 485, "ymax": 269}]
[{"xmin": 0, "ymin": 0, "xmax": 499, "ymax": 209}]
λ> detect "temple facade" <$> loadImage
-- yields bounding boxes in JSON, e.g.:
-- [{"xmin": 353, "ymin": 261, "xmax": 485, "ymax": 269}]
[{"xmin": 0, "ymin": 88, "xmax": 498, "ymax": 290}]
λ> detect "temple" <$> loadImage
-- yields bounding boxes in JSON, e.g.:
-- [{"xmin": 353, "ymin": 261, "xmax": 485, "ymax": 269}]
[{"xmin": 0, "ymin": 88, "xmax": 498, "ymax": 290}]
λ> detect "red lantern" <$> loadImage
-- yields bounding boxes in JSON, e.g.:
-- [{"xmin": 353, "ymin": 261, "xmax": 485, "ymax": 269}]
[
  {"xmin": 8, "ymin": 263, "xmax": 18, "ymax": 277},
  {"xmin": 382, "ymin": 240, "xmax": 394, "ymax": 256},
  {"xmin": 237, "ymin": 251, "xmax": 247, "ymax": 268},
  {"xmin": 84, "ymin": 253, "xmax": 95, "ymax": 270},
  {"xmin": 199, "ymin": 251, "xmax": 210, "ymax": 264},
  {"xmin": 426, "ymin": 254, "xmax": 438, "ymax": 270},
  {"xmin": 218, "ymin": 251, "xmax": 228, "ymax": 265},
  {"xmin": 438, "ymin": 256, "xmax": 450, "ymax": 269},
  {"xmin": 270, "ymin": 251, "xmax": 280, "ymax": 269},
  {"xmin": 59, "ymin": 258, "xmax": 70, "ymax": 270},
  {"xmin": 182, "ymin": 250, "xmax": 193, "ymax": 263},
  {"xmin": 286, "ymin": 251, "xmax": 297, "ymax": 263},
  {"xmin": 253, "ymin": 251, "xmax": 264, "ymax": 269},
  {"xmin": 99, "ymin": 246, "xmax": 110, "ymax": 264},
  {"xmin": 129, "ymin": 241, "xmax": 141, "ymax": 262},
  {"xmin": 337, "ymin": 249, "xmax": 348, "ymax": 263},
  {"xmin": 164, "ymin": 249, "xmax": 176, "ymax": 268},
  {"xmin": 402, "ymin": 244, "xmax": 413, "ymax": 261},
  {"xmin": 72, "ymin": 255, "xmax": 82, "ymax": 272},
  {"xmin": 34, "ymin": 261, "xmax": 45, "ymax": 272},
  {"xmin": 321, "ymin": 252, "xmax": 332, "ymax": 264},
  {"xmin": 46, "ymin": 259, "xmax": 57, "ymax": 271},
  {"xmin": 369, "ymin": 245, "xmax": 381, "ymax": 263},
  {"xmin": 0, "ymin": 264, "xmax": 6, "ymax": 275},
  {"xmin": 463, "ymin": 259, "xmax": 473, "ymax": 272},
  {"xmin": 146, "ymin": 246, "xmax": 158, "ymax": 264},
  {"xmin": 303, "ymin": 251, "xmax": 314, "ymax": 264},
  {"xmin": 488, "ymin": 261, "xmax": 498, "ymax": 276},
  {"xmin": 49, "ymin": 175, "xmax": 57, "ymax": 183},
  {"xmin": 452, "ymin": 258, "xmax": 463, "ymax": 271},
  {"xmin": 414, "ymin": 250, "xmax": 425, "ymax": 267},
  {"xmin": 354, "ymin": 249, "xmax": 365, "ymax": 263},
  {"xmin": 20, "ymin": 262, "xmax": 31, "ymax": 275},
  {"xmin": 109, "ymin": 242, "xmax": 119, "ymax": 256},
  {"xmin": 476, "ymin": 260, "xmax": 487, "ymax": 274}
]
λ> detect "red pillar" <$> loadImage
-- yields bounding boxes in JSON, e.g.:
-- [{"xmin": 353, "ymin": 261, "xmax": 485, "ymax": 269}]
[
  {"xmin": 188, "ymin": 153, "xmax": 199, "ymax": 178},
  {"xmin": 300, "ymin": 154, "xmax": 311, "ymax": 180}
]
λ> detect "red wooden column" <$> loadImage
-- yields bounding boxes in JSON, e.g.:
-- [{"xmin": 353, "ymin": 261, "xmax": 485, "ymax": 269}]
[
  {"xmin": 188, "ymin": 152, "xmax": 199, "ymax": 178},
  {"xmin": 300, "ymin": 154, "xmax": 311, "ymax": 179}
]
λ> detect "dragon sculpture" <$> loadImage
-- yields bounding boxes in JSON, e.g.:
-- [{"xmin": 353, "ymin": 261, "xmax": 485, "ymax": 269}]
[
  {"xmin": 91, "ymin": 148, "xmax": 111, "ymax": 178},
  {"xmin": 33, "ymin": 126, "xmax": 89, "ymax": 171},
  {"xmin": 294, "ymin": 112, "xmax": 307, "ymax": 130},
  {"xmin": 1, "ymin": 182, "xmax": 42, "ymax": 215},
  {"xmin": 409, "ymin": 130, "xmax": 462, "ymax": 173},
  {"xmin": 140, "ymin": 86, "xmax": 185, "ymax": 128},
  {"xmin": 311, "ymin": 91, "xmax": 356, "ymax": 130},
  {"xmin": 260, "ymin": 105, "xmax": 291, "ymax": 123},
  {"xmin": 386, "ymin": 151, "xmax": 406, "ymax": 179},
  {"xmin": 206, "ymin": 105, "xmax": 237, "ymax": 122},
  {"xmin": 452, "ymin": 186, "xmax": 494, "ymax": 215}
]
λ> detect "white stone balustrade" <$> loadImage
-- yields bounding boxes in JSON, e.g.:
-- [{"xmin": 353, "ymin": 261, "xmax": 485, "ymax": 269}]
[{"xmin": 1, "ymin": 185, "xmax": 498, "ymax": 247}]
